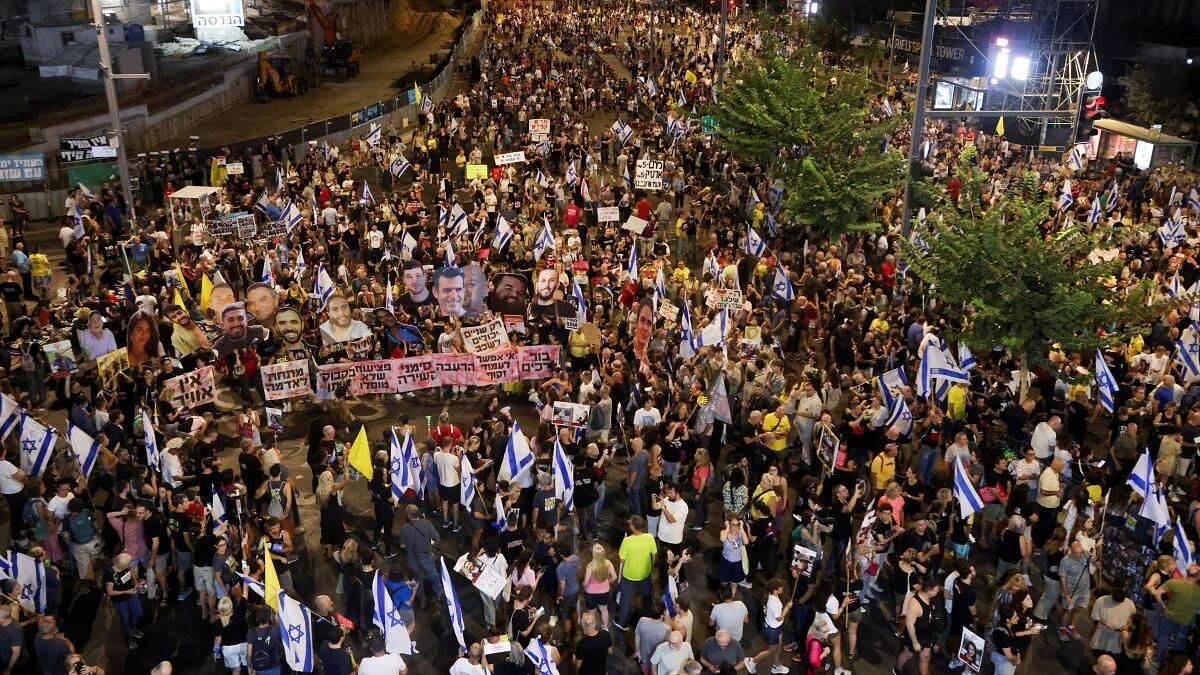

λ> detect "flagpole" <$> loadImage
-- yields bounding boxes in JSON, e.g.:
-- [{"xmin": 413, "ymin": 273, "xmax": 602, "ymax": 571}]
[{"xmin": 900, "ymin": 0, "xmax": 937, "ymax": 239}]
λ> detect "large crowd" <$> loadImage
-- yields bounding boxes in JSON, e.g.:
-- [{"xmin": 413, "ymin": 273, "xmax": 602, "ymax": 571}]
[{"xmin": 2, "ymin": 1, "xmax": 1200, "ymax": 675}]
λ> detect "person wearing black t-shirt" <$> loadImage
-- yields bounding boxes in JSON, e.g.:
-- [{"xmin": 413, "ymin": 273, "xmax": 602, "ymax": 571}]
[
  {"xmin": 825, "ymin": 482, "xmax": 862, "ymax": 574},
  {"xmin": 574, "ymin": 611, "xmax": 612, "ymax": 675},
  {"xmin": 947, "ymin": 566, "xmax": 978, "ymax": 670},
  {"xmin": 137, "ymin": 501, "xmax": 170, "ymax": 606}
]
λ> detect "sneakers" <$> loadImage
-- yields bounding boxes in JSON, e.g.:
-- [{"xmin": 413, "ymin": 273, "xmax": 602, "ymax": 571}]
[
  {"xmin": 176, "ymin": 590, "xmax": 191, "ymax": 601},
  {"xmin": 744, "ymin": 657, "xmax": 757, "ymax": 674},
  {"xmin": 690, "ymin": 525, "xmax": 704, "ymax": 531},
  {"xmin": 1067, "ymin": 624, "xmax": 1081, "ymax": 640},
  {"xmin": 835, "ymin": 669, "xmax": 852, "ymax": 675},
  {"xmin": 612, "ymin": 620, "xmax": 627, "ymax": 631},
  {"xmin": 948, "ymin": 658, "xmax": 965, "ymax": 669},
  {"xmin": 737, "ymin": 581, "xmax": 753, "ymax": 589},
  {"xmin": 770, "ymin": 665, "xmax": 790, "ymax": 674},
  {"xmin": 1056, "ymin": 626, "xmax": 1071, "ymax": 641},
  {"xmin": 132, "ymin": 630, "xmax": 145, "ymax": 639}
]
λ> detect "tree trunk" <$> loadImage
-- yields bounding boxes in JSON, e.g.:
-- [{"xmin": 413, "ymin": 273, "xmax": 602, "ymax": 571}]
[{"xmin": 1017, "ymin": 355, "xmax": 1029, "ymax": 404}]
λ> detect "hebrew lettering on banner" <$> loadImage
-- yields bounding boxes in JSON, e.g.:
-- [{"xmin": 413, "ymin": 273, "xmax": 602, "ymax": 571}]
[
  {"xmin": 461, "ymin": 319, "xmax": 511, "ymax": 354},
  {"xmin": 353, "ymin": 360, "xmax": 399, "ymax": 396},
  {"xmin": 165, "ymin": 366, "xmax": 217, "ymax": 409},
  {"xmin": 316, "ymin": 362, "xmax": 357, "ymax": 399},
  {"xmin": 260, "ymin": 360, "xmax": 312, "ymax": 401},
  {"xmin": 393, "ymin": 355, "xmax": 439, "ymax": 393},
  {"xmin": 431, "ymin": 353, "xmax": 476, "ymax": 387},
  {"xmin": 517, "ymin": 345, "xmax": 560, "ymax": 380},
  {"xmin": 312, "ymin": 346, "xmax": 563, "ymax": 395}
]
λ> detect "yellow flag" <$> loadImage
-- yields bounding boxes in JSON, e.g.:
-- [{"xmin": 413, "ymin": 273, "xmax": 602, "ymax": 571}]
[
  {"xmin": 413, "ymin": 82, "xmax": 423, "ymax": 105},
  {"xmin": 996, "ymin": 116, "xmax": 1006, "ymax": 137},
  {"xmin": 262, "ymin": 537, "xmax": 280, "ymax": 610},
  {"xmin": 173, "ymin": 287, "xmax": 185, "ymax": 309},
  {"xmin": 199, "ymin": 273, "xmax": 213, "ymax": 311},
  {"xmin": 348, "ymin": 424, "xmax": 373, "ymax": 481},
  {"xmin": 209, "ymin": 158, "xmax": 227, "ymax": 187}
]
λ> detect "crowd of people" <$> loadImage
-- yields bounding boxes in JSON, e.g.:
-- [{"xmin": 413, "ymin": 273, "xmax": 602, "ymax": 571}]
[{"xmin": 4, "ymin": 1, "xmax": 1200, "ymax": 675}]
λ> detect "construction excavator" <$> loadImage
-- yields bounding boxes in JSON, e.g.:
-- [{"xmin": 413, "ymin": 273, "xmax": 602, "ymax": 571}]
[
  {"xmin": 255, "ymin": 51, "xmax": 309, "ymax": 99},
  {"xmin": 306, "ymin": 0, "xmax": 362, "ymax": 80}
]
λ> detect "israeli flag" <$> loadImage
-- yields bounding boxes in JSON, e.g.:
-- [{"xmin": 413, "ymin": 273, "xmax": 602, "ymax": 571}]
[
  {"xmin": 500, "ymin": 421, "xmax": 534, "ymax": 482},
  {"xmin": 572, "ymin": 280, "xmax": 589, "ymax": 323},
  {"xmin": 238, "ymin": 573, "xmax": 266, "ymax": 600},
  {"xmin": 449, "ymin": 203, "xmax": 469, "ymax": 238},
  {"xmin": 744, "ymin": 224, "xmax": 766, "ymax": 257},
  {"xmin": 917, "ymin": 344, "xmax": 969, "ymax": 398},
  {"xmin": 623, "ymin": 164, "xmax": 633, "ymax": 189},
  {"xmin": 676, "ymin": 88, "xmax": 688, "ymax": 108},
  {"xmin": 372, "ymin": 570, "xmax": 418, "ymax": 655},
  {"xmin": 460, "ymin": 464, "xmax": 477, "ymax": 509},
  {"xmin": 878, "ymin": 367, "xmax": 908, "ymax": 408},
  {"xmin": 280, "ymin": 200, "xmax": 304, "ymax": 233},
  {"xmin": 254, "ymin": 191, "xmax": 271, "ymax": 214},
  {"xmin": 533, "ymin": 220, "xmax": 556, "ymax": 261},
  {"xmin": 1178, "ymin": 329, "xmax": 1200, "ymax": 380},
  {"xmin": 276, "ymin": 167, "xmax": 285, "ymax": 194},
  {"xmin": 536, "ymin": 169, "xmax": 549, "ymax": 188},
  {"xmin": 18, "ymin": 413, "xmax": 57, "ymax": 475},
  {"xmin": 7, "ymin": 551, "xmax": 46, "ymax": 613},
  {"xmin": 644, "ymin": 77, "xmax": 658, "ymax": 98},
  {"xmin": 952, "ymin": 461, "xmax": 984, "ymax": 519},
  {"xmin": 581, "ymin": 177, "xmax": 592, "ymax": 203},
  {"xmin": 1142, "ymin": 482, "xmax": 1171, "ymax": 532},
  {"xmin": 695, "ymin": 309, "xmax": 729, "ymax": 347},
  {"xmin": 612, "ymin": 119, "xmax": 633, "ymax": 146},
  {"xmin": 421, "ymin": 90, "xmax": 433, "ymax": 113},
  {"xmin": 1127, "ymin": 449, "xmax": 1155, "ymax": 499},
  {"xmin": 261, "ymin": 256, "xmax": 274, "ymax": 286},
  {"xmin": 438, "ymin": 204, "xmax": 450, "ymax": 229},
  {"xmin": 0, "ymin": 395, "xmax": 20, "ymax": 443},
  {"xmin": 881, "ymin": 97, "xmax": 894, "ymax": 117},
  {"xmin": 765, "ymin": 211, "xmax": 778, "ymax": 238},
  {"xmin": 958, "ymin": 344, "xmax": 976, "ymax": 370},
  {"xmin": 565, "ymin": 161, "xmax": 578, "ymax": 186},
  {"xmin": 1106, "ymin": 182, "xmax": 1120, "ymax": 212},
  {"xmin": 310, "ymin": 194, "xmax": 320, "ymax": 221},
  {"xmin": 1175, "ymin": 516, "xmax": 1195, "ymax": 570},
  {"xmin": 362, "ymin": 181, "xmax": 375, "ymax": 204},
  {"xmin": 1059, "ymin": 179, "xmax": 1074, "ymax": 211},
  {"xmin": 493, "ymin": 491, "xmax": 507, "ymax": 529},
  {"xmin": 275, "ymin": 591, "xmax": 315, "ymax": 673},
  {"xmin": 294, "ymin": 248, "xmax": 306, "ymax": 276},
  {"xmin": 320, "ymin": 140, "xmax": 333, "ymax": 161},
  {"xmin": 1094, "ymin": 348, "xmax": 1119, "ymax": 413},
  {"xmin": 439, "ymin": 558, "xmax": 467, "ymax": 651},
  {"xmin": 525, "ymin": 637, "xmax": 561, "ymax": 675},
  {"xmin": 772, "ymin": 263, "xmax": 794, "ymax": 301},
  {"xmin": 314, "ymin": 265, "xmax": 336, "ymax": 311},
  {"xmin": 1160, "ymin": 212, "xmax": 1186, "ymax": 249},
  {"xmin": 627, "ymin": 244, "xmax": 639, "ymax": 281},
  {"xmin": 389, "ymin": 430, "xmax": 411, "ymax": 500},
  {"xmin": 1068, "ymin": 146, "xmax": 1084, "ymax": 171},
  {"xmin": 363, "ymin": 123, "xmax": 382, "ymax": 148},
  {"xmin": 552, "ymin": 438, "xmax": 575, "ymax": 510},
  {"xmin": 66, "ymin": 422, "xmax": 101, "ymax": 477},
  {"xmin": 390, "ymin": 155, "xmax": 412, "ymax": 178},
  {"xmin": 493, "ymin": 216, "xmax": 514, "ymax": 251},
  {"xmin": 1088, "ymin": 198, "xmax": 1101, "ymax": 225},
  {"xmin": 400, "ymin": 231, "xmax": 419, "ymax": 260},
  {"xmin": 886, "ymin": 397, "xmax": 914, "ymax": 436},
  {"xmin": 678, "ymin": 298, "xmax": 696, "ymax": 360},
  {"xmin": 445, "ymin": 236, "xmax": 456, "ymax": 268},
  {"xmin": 705, "ymin": 252, "xmax": 722, "ymax": 281},
  {"xmin": 1190, "ymin": 188, "xmax": 1200, "ymax": 214},
  {"xmin": 385, "ymin": 277, "xmax": 396, "ymax": 312}
]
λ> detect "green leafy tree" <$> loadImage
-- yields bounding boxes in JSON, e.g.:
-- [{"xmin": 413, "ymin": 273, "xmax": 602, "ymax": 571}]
[
  {"xmin": 901, "ymin": 154, "xmax": 1175, "ymax": 395},
  {"xmin": 709, "ymin": 24, "xmax": 904, "ymax": 236},
  {"xmin": 1118, "ymin": 63, "xmax": 1196, "ymax": 135}
]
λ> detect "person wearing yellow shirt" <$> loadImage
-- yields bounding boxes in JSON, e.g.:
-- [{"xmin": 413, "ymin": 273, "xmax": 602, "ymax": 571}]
[
  {"xmin": 870, "ymin": 443, "xmax": 899, "ymax": 490},
  {"xmin": 567, "ymin": 329, "xmax": 591, "ymax": 369},
  {"xmin": 28, "ymin": 248, "xmax": 50, "ymax": 298},
  {"xmin": 946, "ymin": 381, "xmax": 968, "ymax": 421},
  {"xmin": 760, "ymin": 405, "xmax": 791, "ymax": 456},
  {"xmin": 868, "ymin": 316, "xmax": 890, "ymax": 335},
  {"xmin": 671, "ymin": 260, "xmax": 690, "ymax": 285},
  {"xmin": 616, "ymin": 515, "xmax": 657, "ymax": 629}
]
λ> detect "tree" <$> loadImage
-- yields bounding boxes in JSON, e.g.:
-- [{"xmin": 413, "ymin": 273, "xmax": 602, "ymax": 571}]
[
  {"xmin": 709, "ymin": 23, "xmax": 904, "ymax": 236},
  {"xmin": 1117, "ymin": 63, "xmax": 1196, "ymax": 135},
  {"xmin": 901, "ymin": 149, "xmax": 1174, "ymax": 395}
]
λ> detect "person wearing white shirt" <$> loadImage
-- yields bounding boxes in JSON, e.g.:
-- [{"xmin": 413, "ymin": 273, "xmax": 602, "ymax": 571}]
[
  {"xmin": 358, "ymin": 635, "xmax": 407, "ymax": 675},
  {"xmin": 656, "ymin": 483, "xmax": 688, "ymax": 546},
  {"xmin": 1031, "ymin": 416, "xmax": 1060, "ymax": 463},
  {"xmin": 47, "ymin": 480, "xmax": 73, "ymax": 520},
  {"xmin": 58, "ymin": 224, "xmax": 75, "ymax": 249},
  {"xmin": 649, "ymin": 630, "xmax": 693, "ymax": 675},
  {"xmin": 449, "ymin": 644, "xmax": 489, "ymax": 675},
  {"xmin": 633, "ymin": 400, "xmax": 662, "ymax": 433},
  {"xmin": 434, "ymin": 446, "xmax": 462, "ymax": 531},
  {"xmin": 160, "ymin": 438, "xmax": 185, "ymax": 489}
]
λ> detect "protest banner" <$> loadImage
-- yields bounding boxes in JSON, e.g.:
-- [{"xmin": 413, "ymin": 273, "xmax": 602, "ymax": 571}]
[
  {"xmin": 816, "ymin": 424, "xmax": 839, "ymax": 470},
  {"xmin": 528, "ymin": 119, "xmax": 551, "ymax": 135},
  {"xmin": 393, "ymin": 355, "xmax": 439, "ymax": 392},
  {"xmin": 316, "ymin": 362, "xmax": 357, "ymax": 399},
  {"xmin": 165, "ymin": 366, "xmax": 217, "ymax": 409},
  {"xmin": 494, "ymin": 151, "xmax": 527, "ymax": 166},
  {"xmin": 59, "ymin": 135, "xmax": 111, "ymax": 164},
  {"xmin": 226, "ymin": 162, "xmax": 244, "ymax": 175},
  {"xmin": 96, "ymin": 348, "xmax": 128, "ymax": 386},
  {"xmin": 657, "ymin": 302, "xmax": 679, "ymax": 324},
  {"xmin": 260, "ymin": 360, "xmax": 311, "ymax": 401},
  {"xmin": 517, "ymin": 344, "xmax": 560, "ymax": 380},
  {"xmin": 353, "ymin": 360, "xmax": 398, "ymax": 396},
  {"xmin": 310, "ymin": 346, "xmax": 561, "ymax": 395},
  {"xmin": 43, "ymin": 340, "xmax": 76, "ymax": 373},
  {"xmin": 622, "ymin": 215, "xmax": 649, "ymax": 235},
  {"xmin": 551, "ymin": 401, "xmax": 590, "ymax": 428},
  {"xmin": 461, "ymin": 319, "xmax": 511, "ymax": 354},
  {"xmin": 455, "ymin": 553, "xmax": 508, "ymax": 600},
  {"xmin": 597, "ymin": 206, "xmax": 620, "ymax": 222},
  {"xmin": 634, "ymin": 158, "xmax": 664, "ymax": 190},
  {"xmin": 258, "ymin": 220, "xmax": 288, "ymax": 238},
  {"xmin": 563, "ymin": 317, "xmax": 581, "ymax": 331},
  {"xmin": 707, "ymin": 287, "xmax": 744, "ymax": 310},
  {"xmin": 476, "ymin": 349, "xmax": 521, "ymax": 384},
  {"xmin": 466, "ymin": 164, "xmax": 488, "ymax": 180},
  {"xmin": 431, "ymin": 353, "xmax": 476, "ymax": 386}
]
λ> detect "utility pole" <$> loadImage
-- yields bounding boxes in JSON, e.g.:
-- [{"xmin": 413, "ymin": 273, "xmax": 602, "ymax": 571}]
[
  {"xmin": 900, "ymin": 0, "xmax": 936, "ymax": 237},
  {"xmin": 718, "ymin": 0, "xmax": 728, "ymax": 86},
  {"xmin": 90, "ymin": 0, "xmax": 149, "ymax": 224}
]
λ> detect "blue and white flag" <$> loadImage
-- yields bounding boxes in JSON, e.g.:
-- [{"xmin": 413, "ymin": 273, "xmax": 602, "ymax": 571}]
[
  {"xmin": 1176, "ymin": 516, "xmax": 1195, "ymax": 570},
  {"xmin": 66, "ymin": 422, "xmax": 101, "ymax": 477},
  {"xmin": 952, "ymin": 461, "xmax": 984, "ymax": 519},
  {"xmin": 1142, "ymin": 481, "xmax": 1171, "ymax": 533},
  {"xmin": 881, "ymin": 97, "xmax": 894, "ymax": 117},
  {"xmin": 310, "ymin": 194, "xmax": 320, "ymax": 221},
  {"xmin": 704, "ymin": 252, "xmax": 722, "ymax": 281},
  {"xmin": 275, "ymin": 591, "xmax": 315, "ymax": 673},
  {"xmin": 1168, "ymin": 273, "xmax": 1191, "ymax": 299},
  {"xmin": 764, "ymin": 211, "xmax": 778, "ymax": 238},
  {"xmin": 536, "ymin": 169, "xmax": 549, "ymax": 188},
  {"xmin": 678, "ymin": 298, "xmax": 696, "ymax": 360},
  {"xmin": 695, "ymin": 309, "xmax": 729, "ymax": 348},
  {"xmin": 372, "ymin": 570, "xmax": 418, "ymax": 655},
  {"xmin": 493, "ymin": 216, "xmax": 514, "ymax": 251},
  {"xmin": 500, "ymin": 421, "xmax": 534, "ymax": 482},
  {"xmin": 16, "ymin": 413, "xmax": 55, "ymax": 475},
  {"xmin": 1160, "ymin": 211, "xmax": 1186, "ymax": 249},
  {"xmin": 421, "ymin": 90, "xmax": 433, "ymax": 113},
  {"xmin": 623, "ymin": 164, "xmax": 633, "ymax": 190},
  {"xmin": 1059, "ymin": 179, "xmax": 1074, "ymax": 211},
  {"xmin": 439, "ymin": 558, "xmax": 467, "ymax": 652},
  {"xmin": 771, "ymin": 263, "xmax": 794, "ymax": 302},
  {"xmin": 491, "ymin": 491, "xmax": 508, "ymax": 531},
  {"xmin": 314, "ymin": 265, "xmax": 336, "ymax": 311},
  {"xmin": 362, "ymin": 181, "xmax": 375, "ymax": 204},
  {"xmin": 1106, "ymin": 181, "xmax": 1120, "ymax": 212},
  {"xmin": 1128, "ymin": 449, "xmax": 1155, "ymax": 499},
  {"xmin": 581, "ymin": 177, "xmax": 592, "ymax": 203},
  {"xmin": 210, "ymin": 485, "xmax": 227, "ymax": 524},
  {"xmin": 662, "ymin": 575, "xmax": 679, "ymax": 618},
  {"xmin": 702, "ymin": 372, "xmax": 734, "ymax": 426},
  {"xmin": 390, "ymin": 155, "xmax": 411, "ymax": 178},
  {"xmin": 139, "ymin": 408, "xmax": 160, "ymax": 474},
  {"xmin": 877, "ymin": 367, "xmax": 908, "ymax": 408},
  {"xmin": 0, "ymin": 395, "xmax": 19, "ymax": 443},
  {"xmin": 1095, "ymin": 348, "xmax": 1119, "ymax": 413},
  {"xmin": 276, "ymin": 167, "xmax": 285, "ymax": 194},
  {"xmin": 627, "ymin": 244, "xmax": 638, "ymax": 281},
  {"xmin": 886, "ymin": 397, "xmax": 914, "ymax": 436},
  {"xmin": 261, "ymin": 256, "xmax": 274, "ymax": 286},
  {"xmin": 533, "ymin": 220, "xmax": 556, "ymax": 261},
  {"xmin": 524, "ymin": 637, "xmax": 561, "ymax": 675},
  {"xmin": 1088, "ymin": 198, "xmax": 1101, "ymax": 225},
  {"xmin": 917, "ymin": 344, "xmax": 968, "ymax": 398},
  {"xmin": 552, "ymin": 438, "xmax": 574, "ymax": 511},
  {"xmin": 644, "ymin": 77, "xmax": 658, "ymax": 98},
  {"xmin": 6, "ymin": 551, "xmax": 46, "ymax": 613},
  {"xmin": 363, "ymin": 123, "xmax": 382, "ymax": 148},
  {"xmin": 1190, "ymin": 188, "xmax": 1200, "ymax": 214},
  {"xmin": 280, "ymin": 200, "xmax": 304, "ymax": 233},
  {"xmin": 294, "ymin": 248, "xmax": 307, "ymax": 276},
  {"xmin": 254, "ymin": 191, "xmax": 271, "ymax": 214},
  {"xmin": 572, "ymin": 280, "xmax": 589, "ymax": 323},
  {"xmin": 1068, "ymin": 146, "xmax": 1084, "ymax": 171},
  {"xmin": 391, "ymin": 430, "xmax": 418, "ymax": 500},
  {"xmin": 566, "ymin": 161, "xmax": 578, "ymax": 187},
  {"xmin": 744, "ymin": 224, "xmax": 766, "ymax": 257},
  {"xmin": 438, "ymin": 204, "xmax": 450, "ymax": 229},
  {"xmin": 400, "ymin": 231, "xmax": 419, "ymax": 260},
  {"xmin": 460, "ymin": 466, "xmax": 476, "ymax": 509},
  {"xmin": 385, "ymin": 277, "xmax": 395, "ymax": 312},
  {"xmin": 958, "ymin": 344, "xmax": 976, "ymax": 370},
  {"xmin": 768, "ymin": 183, "xmax": 784, "ymax": 211},
  {"xmin": 449, "ymin": 203, "xmax": 469, "ymax": 238},
  {"xmin": 238, "ymin": 573, "xmax": 266, "ymax": 600},
  {"xmin": 611, "ymin": 119, "xmax": 633, "ymax": 146},
  {"xmin": 1178, "ymin": 329, "xmax": 1200, "ymax": 380}
]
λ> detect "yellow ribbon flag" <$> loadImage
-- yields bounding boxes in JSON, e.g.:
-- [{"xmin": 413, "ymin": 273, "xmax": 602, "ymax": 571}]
[
  {"xmin": 199, "ymin": 273, "xmax": 214, "ymax": 311},
  {"xmin": 996, "ymin": 115, "xmax": 1006, "ymax": 137},
  {"xmin": 413, "ymin": 82, "xmax": 423, "ymax": 105},
  {"xmin": 262, "ymin": 537, "xmax": 281, "ymax": 609},
  {"xmin": 209, "ymin": 157, "xmax": 227, "ymax": 187},
  {"xmin": 348, "ymin": 424, "xmax": 373, "ymax": 481}
]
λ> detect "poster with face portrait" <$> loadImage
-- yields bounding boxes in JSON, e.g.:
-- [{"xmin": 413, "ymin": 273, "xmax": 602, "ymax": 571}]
[
  {"xmin": 432, "ymin": 266, "xmax": 469, "ymax": 319},
  {"xmin": 530, "ymin": 267, "xmax": 575, "ymax": 318},
  {"xmin": 399, "ymin": 261, "xmax": 436, "ymax": 318},
  {"xmin": 632, "ymin": 298, "xmax": 655, "ymax": 361},
  {"xmin": 271, "ymin": 307, "xmax": 308, "ymax": 357},
  {"xmin": 319, "ymin": 294, "xmax": 371, "ymax": 346},
  {"xmin": 43, "ymin": 340, "xmax": 76, "ymax": 373},
  {"xmin": 957, "ymin": 627, "xmax": 983, "ymax": 672},
  {"xmin": 244, "ymin": 282, "xmax": 279, "ymax": 325},
  {"xmin": 461, "ymin": 263, "xmax": 487, "ymax": 318},
  {"xmin": 490, "ymin": 273, "xmax": 530, "ymax": 316},
  {"xmin": 125, "ymin": 311, "xmax": 163, "ymax": 368},
  {"xmin": 213, "ymin": 302, "xmax": 268, "ymax": 358}
]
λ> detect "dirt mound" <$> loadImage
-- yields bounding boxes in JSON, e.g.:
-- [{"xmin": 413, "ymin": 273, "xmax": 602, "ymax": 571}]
[{"xmin": 390, "ymin": 0, "xmax": 461, "ymax": 47}]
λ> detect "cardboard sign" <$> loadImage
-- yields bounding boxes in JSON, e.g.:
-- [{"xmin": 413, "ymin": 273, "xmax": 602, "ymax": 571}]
[
  {"xmin": 226, "ymin": 162, "xmax": 244, "ymax": 175},
  {"xmin": 551, "ymin": 401, "xmax": 590, "ymax": 428},
  {"xmin": 260, "ymin": 360, "xmax": 312, "ymax": 400},
  {"xmin": 634, "ymin": 158, "xmax": 664, "ymax": 191},
  {"xmin": 466, "ymin": 164, "xmax": 488, "ymax": 180},
  {"xmin": 597, "ymin": 206, "xmax": 620, "ymax": 222},
  {"xmin": 494, "ymin": 151, "xmax": 527, "ymax": 166},
  {"xmin": 455, "ymin": 553, "xmax": 508, "ymax": 600},
  {"xmin": 707, "ymin": 287, "xmax": 744, "ymax": 310},
  {"xmin": 657, "ymin": 301, "xmax": 679, "ymax": 323},
  {"xmin": 528, "ymin": 119, "xmax": 551, "ymax": 135},
  {"xmin": 622, "ymin": 215, "xmax": 649, "ymax": 235},
  {"xmin": 96, "ymin": 347, "xmax": 128, "ymax": 385},
  {"xmin": 564, "ymin": 317, "xmax": 581, "ymax": 331},
  {"xmin": 165, "ymin": 366, "xmax": 217, "ymax": 409},
  {"xmin": 461, "ymin": 319, "xmax": 512, "ymax": 354}
]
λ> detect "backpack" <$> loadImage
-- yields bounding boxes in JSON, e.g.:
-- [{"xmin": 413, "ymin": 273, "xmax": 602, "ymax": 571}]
[
  {"xmin": 22, "ymin": 498, "xmax": 47, "ymax": 540},
  {"xmin": 1184, "ymin": 383, "xmax": 1200, "ymax": 409},
  {"xmin": 65, "ymin": 511, "xmax": 97, "ymax": 544},
  {"xmin": 251, "ymin": 627, "xmax": 280, "ymax": 670}
]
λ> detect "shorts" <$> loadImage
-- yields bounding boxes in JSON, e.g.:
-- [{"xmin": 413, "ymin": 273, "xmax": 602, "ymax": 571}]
[
  {"xmin": 194, "ymin": 565, "xmax": 215, "ymax": 595},
  {"xmin": 763, "ymin": 624, "xmax": 782, "ymax": 645},
  {"xmin": 438, "ymin": 484, "xmax": 459, "ymax": 503},
  {"xmin": 221, "ymin": 643, "xmax": 247, "ymax": 668},
  {"xmin": 153, "ymin": 553, "xmax": 169, "ymax": 573},
  {"xmin": 584, "ymin": 591, "xmax": 610, "ymax": 609},
  {"xmin": 718, "ymin": 557, "xmax": 745, "ymax": 584}
]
